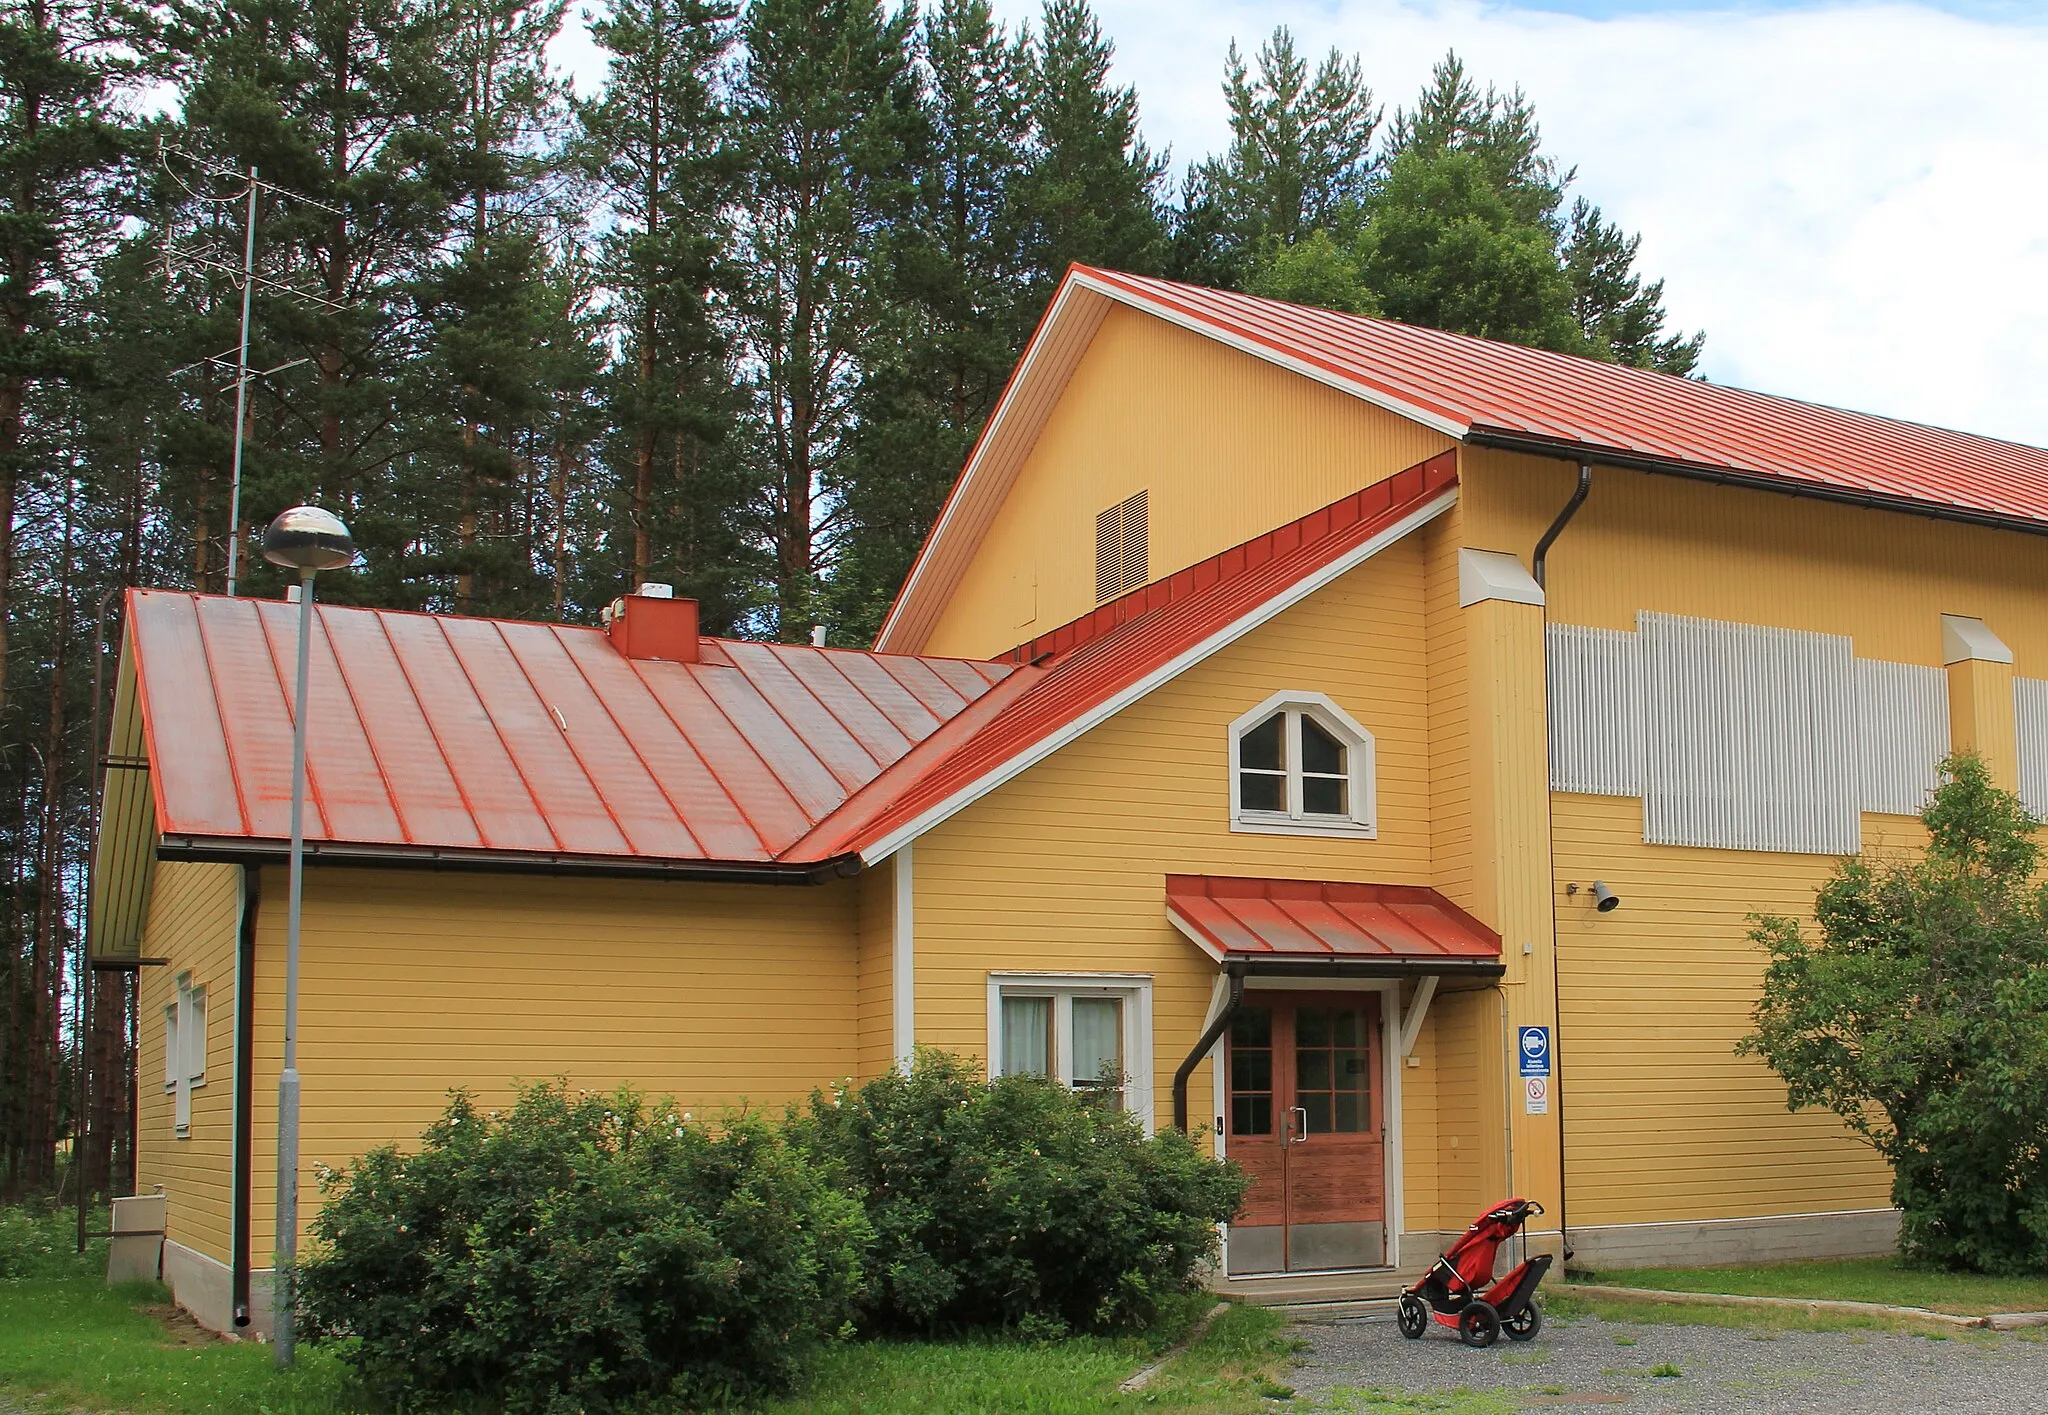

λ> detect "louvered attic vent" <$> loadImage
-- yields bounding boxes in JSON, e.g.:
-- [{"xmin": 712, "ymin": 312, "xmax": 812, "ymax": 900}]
[{"xmin": 1095, "ymin": 489, "xmax": 1148, "ymax": 602}]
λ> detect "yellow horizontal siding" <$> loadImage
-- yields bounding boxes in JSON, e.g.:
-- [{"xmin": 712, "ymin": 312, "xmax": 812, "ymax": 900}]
[
  {"xmin": 135, "ymin": 861, "xmax": 243, "ymax": 1264},
  {"xmin": 923, "ymin": 305, "xmax": 1454, "ymax": 659},
  {"xmin": 1553, "ymin": 794, "xmax": 1907, "ymax": 1226},
  {"xmin": 243, "ymin": 868, "xmax": 858, "ymax": 1255}
]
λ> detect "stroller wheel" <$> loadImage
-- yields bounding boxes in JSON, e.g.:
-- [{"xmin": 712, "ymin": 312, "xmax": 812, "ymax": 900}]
[
  {"xmin": 1505, "ymin": 1302, "xmax": 1543, "ymax": 1342},
  {"xmin": 1458, "ymin": 1299, "xmax": 1501, "ymax": 1348},
  {"xmin": 1397, "ymin": 1294, "xmax": 1429, "ymax": 1339}
]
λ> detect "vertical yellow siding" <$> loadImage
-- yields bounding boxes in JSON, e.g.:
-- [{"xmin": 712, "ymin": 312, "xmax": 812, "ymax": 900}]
[
  {"xmin": 1463, "ymin": 448, "xmax": 2048, "ymax": 674},
  {"xmin": 135, "ymin": 861, "xmax": 243, "ymax": 1265},
  {"xmin": 1423, "ymin": 508, "xmax": 1475, "ymax": 915},
  {"xmin": 922, "ymin": 306, "xmax": 1454, "ymax": 659},
  {"xmin": 1553, "ymin": 795, "xmax": 1905, "ymax": 1225},
  {"xmin": 913, "ymin": 539, "xmax": 1446, "ymax": 1212},
  {"xmin": 1949, "ymin": 658, "xmax": 2019, "ymax": 788},
  {"xmin": 245, "ymin": 868, "xmax": 858, "ymax": 1255}
]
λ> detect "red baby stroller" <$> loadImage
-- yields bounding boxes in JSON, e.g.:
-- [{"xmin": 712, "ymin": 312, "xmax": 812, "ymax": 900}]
[{"xmin": 1396, "ymin": 1197, "xmax": 1551, "ymax": 1347}]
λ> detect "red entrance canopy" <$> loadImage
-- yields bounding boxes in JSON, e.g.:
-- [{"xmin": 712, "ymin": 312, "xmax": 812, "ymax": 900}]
[{"xmin": 1166, "ymin": 875, "xmax": 1501, "ymax": 964}]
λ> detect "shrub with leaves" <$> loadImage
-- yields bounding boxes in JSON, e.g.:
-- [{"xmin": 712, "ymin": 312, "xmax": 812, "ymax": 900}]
[
  {"xmin": 296, "ymin": 1082, "xmax": 869, "ymax": 1413},
  {"xmin": 795, "ymin": 1049, "xmax": 1248, "ymax": 1335},
  {"xmin": 1740, "ymin": 752, "xmax": 2048, "ymax": 1273}
]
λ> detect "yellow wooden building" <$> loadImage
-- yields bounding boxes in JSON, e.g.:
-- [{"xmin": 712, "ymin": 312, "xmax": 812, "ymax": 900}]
[{"xmin": 94, "ymin": 267, "xmax": 2048, "ymax": 1335}]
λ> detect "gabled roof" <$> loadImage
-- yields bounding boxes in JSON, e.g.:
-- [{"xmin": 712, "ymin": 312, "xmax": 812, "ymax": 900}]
[
  {"xmin": 793, "ymin": 453, "xmax": 1458, "ymax": 865},
  {"xmin": 878, "ymin": 265, "xmax": 2048, "ymax": 653},
  {"xmin": 125, "ymin": 590, "xmax": 1019, "ymax": 875}
]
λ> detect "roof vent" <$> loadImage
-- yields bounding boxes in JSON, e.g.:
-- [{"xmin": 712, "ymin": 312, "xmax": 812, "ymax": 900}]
[{"xmin": 606, "ymin": 590, "xmax": 699, "ymax": 663}]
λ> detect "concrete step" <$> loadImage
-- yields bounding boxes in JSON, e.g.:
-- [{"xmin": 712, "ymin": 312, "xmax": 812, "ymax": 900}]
[{"xmin": 1209, "ymin": 1267, "xmax": 1425, "ymax": 1311}]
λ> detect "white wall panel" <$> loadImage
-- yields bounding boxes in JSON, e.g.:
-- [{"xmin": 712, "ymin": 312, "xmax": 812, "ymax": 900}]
[
  {"xmin": 1547, "ymin": 624, "xmax": 1643, "ymax": 795},
  {"xmin": 2016, "ymin": 678, "xmax": 2048, "ymax": 818},
  {"xmin": 1638, "ymin": 612, "xmax": 1860, "ymax": 855},
  {"xmin": 1855, "ymin": 660, "xmax": 1948, "ymax": 817}
]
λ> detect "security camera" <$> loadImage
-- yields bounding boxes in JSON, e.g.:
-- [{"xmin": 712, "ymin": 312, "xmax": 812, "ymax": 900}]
[{"xmin": 1592, "ymin": 880, "xmax": 1620, "ymax": 913}]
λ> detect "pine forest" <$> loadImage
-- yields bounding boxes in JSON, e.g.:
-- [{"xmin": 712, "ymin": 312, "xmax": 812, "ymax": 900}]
[{"xmin": 0, "ymin": 0, "xmax": 1701, "ymax": 1199}]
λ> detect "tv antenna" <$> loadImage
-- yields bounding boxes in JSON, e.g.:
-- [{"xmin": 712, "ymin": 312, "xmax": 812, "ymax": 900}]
[{"xmin": 159, "ymin": 144, "xmax": 347, "ymax": 597}]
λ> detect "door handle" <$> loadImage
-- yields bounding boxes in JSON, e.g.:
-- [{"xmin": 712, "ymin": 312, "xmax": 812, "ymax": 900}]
[{"xmin": 1288, "ymin": 1106, "xmax": 1308, "ymax": 1144}]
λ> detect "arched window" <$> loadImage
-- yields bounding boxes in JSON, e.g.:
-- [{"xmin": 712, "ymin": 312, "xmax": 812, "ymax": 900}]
[{"xmin": 1229, "ymin": 693, "xmax": 1377, "ymax": 837}]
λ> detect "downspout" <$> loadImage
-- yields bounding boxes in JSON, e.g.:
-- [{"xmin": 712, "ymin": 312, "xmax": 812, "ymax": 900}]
[
  {"xmin": 1172, "ymin": 965, "xmax": 1245, "ymax": 1132},
  {"xmin": 1532, "ymin": 462, "xmax": 1590, "ymax": 1263},
  {"xmin": 231, "ymin": 865, "xmax": 260, "ymax": 1328}
]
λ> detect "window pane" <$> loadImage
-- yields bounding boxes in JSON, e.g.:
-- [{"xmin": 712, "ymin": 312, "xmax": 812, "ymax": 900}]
[
  {"xmin": 1001, "ymin": 997, "xmax": 1051, "ymax": 1077},
  {"xmin": 1296, "ymin": 1007, "xmax": 1330, "ymax": 1047},
  {"xmin": 1231, "ymin": 1007, "xmax": 1272, "ymax": 1047},
  {"xmin": 1240, "ymin": 771, "xmax": 1284, "ymax": 812},
  {"xmin": 1302, "ymin": 1093, "xmax": 1333, "ymax": 1135},
  {"xmin": 1240, "ymin": 713, "xmax": 1284, "ymax": 771},
  {"xmin": 1302, "ymin": 774, "xmax": 1347, "ymax": 816},
  {"xmin": 1232, "ymin": 1095, "xmax": 1272, "ymax": 1136},
  {"xmin": 1301, "ymin": 716, "xmax": 1346, "ymax": 775},
  {"xmin": 1334, "ymin": 1010, "xmax": 1360, "ymax": 1047},
  {"xmin": 1297, "ymin": 1050, "xmax": 1330, "ymax": 1090},
  {"xmin": 1072, "ymin": 997, "xmax": 1123, "ymax": 1088},
  {"xmin": 1338, "ymin": 1047, "xmax": 1367, "ymax": 1083}
]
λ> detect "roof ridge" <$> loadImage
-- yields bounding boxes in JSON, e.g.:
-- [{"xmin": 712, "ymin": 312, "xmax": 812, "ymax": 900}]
[{"xmin": 996, "ymin": 449, "xmax": 1458, "ymax": 668}]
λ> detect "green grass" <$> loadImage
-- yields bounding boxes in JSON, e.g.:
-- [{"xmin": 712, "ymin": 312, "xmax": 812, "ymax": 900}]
[
  {"xmin": 1544, "ymin": 1289, "xmax": 1918, "ymax": 1335},
  {"xmin": 0, "ymin": 1227, "xmax": 1298, "ymax": 1415},
  {"xmin": 1570, "ymin": 1257, "xmax": 2048, "ymax": 1315}
]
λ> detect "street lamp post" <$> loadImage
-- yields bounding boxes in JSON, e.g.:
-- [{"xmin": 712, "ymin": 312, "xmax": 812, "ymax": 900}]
[{"xmin": 261, "ymin": 506, "xmax": 355, "ymax": 1368}]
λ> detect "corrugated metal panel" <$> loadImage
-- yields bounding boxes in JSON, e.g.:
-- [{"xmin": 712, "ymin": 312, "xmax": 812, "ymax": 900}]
[
  {"xmin": 127, "ymin": 590, "xmax": 1018, "ymax": 865},
  {"xmin": 1546, "ymin": 624, "xmax": 1643, "ymax": 795},
  {"xmin": 1638, "ymin": 611, "xmax": 1859, "ymax": 854},
  {"xmin": 1080, "ymin": 269, "xmax": 2048, "ymax": 531},
  {"xmin": 2016, "ymin": 678, "xmax": 2048, "ymax": 817},
  {"xmin": 1856, "ymin": 660, "xmax": 1948, "ymax": 817},
  {"xmin": 1166, "ymin": 875, "xmax": 1500, "ymax": 960}
]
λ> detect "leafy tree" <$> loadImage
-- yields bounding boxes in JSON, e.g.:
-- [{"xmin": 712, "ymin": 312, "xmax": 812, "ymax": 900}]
[
  {"xmin": 1740, "ymin": 753, "xmax": 2048, "ymax": 1274},
  {"xmin": 1244, "ymin": 226, "xmax": 1373, "ymax": 315}
]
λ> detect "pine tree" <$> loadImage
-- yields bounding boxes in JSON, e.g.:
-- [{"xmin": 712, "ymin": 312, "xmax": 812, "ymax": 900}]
[
  {"xmin": 828, "ymin": 0, "xmax": 1031, "ymax": 643},
  {"xmin": 1014, "ymin": 0, "xmax": 1165, "ymax": 296},
  {"xmin": 1178, "ymin": 27, "xmax": 1377, "ymax": 283},
  {"xmin": 1562, "ymin": 197, "xmax": 1701, "ymax": 374},
  {"xmin": 579, "ymin": 0, "xmax": 750, "ymax": 622},
  {"xmin": 732, "ymin": 0, "xmax": 921, "ymax": 639}
]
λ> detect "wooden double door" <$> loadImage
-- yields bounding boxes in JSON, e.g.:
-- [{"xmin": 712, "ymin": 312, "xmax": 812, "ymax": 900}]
[{"xmin": 1225, "ymin": 992, "xmax": 1387, "ymax": 1274}]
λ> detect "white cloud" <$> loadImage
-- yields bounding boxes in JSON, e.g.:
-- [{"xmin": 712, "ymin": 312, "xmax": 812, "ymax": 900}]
[{"xmin": 554, "ymin": 1, "xmax": 2048, "ymax": 447}]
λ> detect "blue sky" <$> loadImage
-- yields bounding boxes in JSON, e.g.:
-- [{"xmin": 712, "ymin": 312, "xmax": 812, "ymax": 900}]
[{"xmin": 558, "ymin": 0, "xmax": 2048, "ymax": 447}]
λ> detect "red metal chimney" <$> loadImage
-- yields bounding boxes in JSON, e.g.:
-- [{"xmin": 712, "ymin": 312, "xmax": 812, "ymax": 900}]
[{"xmin": 605, "ymin": 584, "xmax": 700, "ymax": 663}]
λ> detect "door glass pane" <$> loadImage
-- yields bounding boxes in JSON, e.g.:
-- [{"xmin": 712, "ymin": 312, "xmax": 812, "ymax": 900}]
[
  {"xmin": 1295, "ymin": 1005, "xmax": 1372, "ymax": 1135},
  {"xmin": 1001, "ymin": 996, "xmax": 1051, "ymax": 1078},
  {"xmin": 1072, "ymin": 997, "xmax": 1123, "ymax": 1093},
  {"xmin": 1229, "ymin": 1006, "xmax": 1274, "ymax": 1136}
]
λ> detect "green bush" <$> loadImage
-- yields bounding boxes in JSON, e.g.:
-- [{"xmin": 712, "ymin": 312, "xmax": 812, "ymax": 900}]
[
  {"xmin": 795, "ymin": 1050, "xmax": 1248, "ymax": 1335},
  {"xmin": 296, "ymin": 1082, "xmax": 869, "ymax": 1413},
  {"xmin": 1741, "ymin": 752, "xmax": 2048, "ymax": 1274},
  {"xmin": 0, "ymin": 1204, "xmax": 76, "ymax": 1280}
]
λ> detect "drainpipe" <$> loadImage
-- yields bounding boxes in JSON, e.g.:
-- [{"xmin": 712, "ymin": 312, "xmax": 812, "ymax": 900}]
[
  {"xmin": 1532, "ymin": 462, "xmax": 1590, "ymax": 1263},
  {"xmin": 1172, "ymin": 965, "xmax": 1245, "ymax": 1132},
  {"xmin": 231, "ymin": 866, "xmax": 260, "ymax": 1328}
]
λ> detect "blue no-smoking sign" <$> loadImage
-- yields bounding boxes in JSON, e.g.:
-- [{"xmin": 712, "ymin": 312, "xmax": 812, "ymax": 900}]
[{"xmin": 1518, "ymin": 1026, "xmax": 1551, "ymax": 1077}]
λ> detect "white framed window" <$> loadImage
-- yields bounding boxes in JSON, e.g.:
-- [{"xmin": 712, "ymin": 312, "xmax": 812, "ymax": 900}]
[
  {"xmin": 988, "ymin": 973, "xmax": 1154, "ymax": 1126},
  {"xmin": 169, "ymin": 974, "xmax": 206, "ymax": 1138},
  {"xmin": 1228, "ymin": 692, "xmax": 1377, "ymax": 838}
]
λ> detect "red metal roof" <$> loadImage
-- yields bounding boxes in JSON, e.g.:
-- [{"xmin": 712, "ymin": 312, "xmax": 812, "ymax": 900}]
[
  {"xmin": 796, "ymin": 453, "xmax": 1458, "ymax": 862},
  {"xmin": 1166, "ymin": 875, "xmax": 1501, "ymax": 962},
  {"xmin": 127, "ymin": 591, "xmax": 1018, "ymax": 870},
  {"xmin": 1080, "ymin": 267, "xmax": 2048, "ymax": 533}
]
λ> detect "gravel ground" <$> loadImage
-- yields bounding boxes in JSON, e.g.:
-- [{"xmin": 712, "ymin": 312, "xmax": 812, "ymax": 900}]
[{"xmin": 1291, "ymin": 1309, "xmax": 2048, "ymax": 1412}]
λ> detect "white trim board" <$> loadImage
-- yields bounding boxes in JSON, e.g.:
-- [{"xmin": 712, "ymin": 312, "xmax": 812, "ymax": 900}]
[{"xmin": 859, "ymin": 488, "xmax": 1458, "ymax": 866}]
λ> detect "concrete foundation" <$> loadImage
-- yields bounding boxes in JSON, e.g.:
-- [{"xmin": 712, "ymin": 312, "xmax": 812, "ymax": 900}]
[{"xmin": 1565, "ymin": 1208, "xmax": 1902, "ymax": 1271}]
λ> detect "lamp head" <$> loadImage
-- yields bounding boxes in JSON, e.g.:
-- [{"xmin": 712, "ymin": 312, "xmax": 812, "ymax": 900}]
[
  {"xmin": 1592, "ymin": 880, "xmax": 1621, "ymax": 913},
  {"xmin": 262, "ymin": 506, "xmax": 355, "ymax": 574}
]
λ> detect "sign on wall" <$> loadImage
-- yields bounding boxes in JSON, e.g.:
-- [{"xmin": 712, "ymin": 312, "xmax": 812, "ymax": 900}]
[{"xmin": 1519, "ymin": 1026, "xmax": 1551, "ymax": 1116}]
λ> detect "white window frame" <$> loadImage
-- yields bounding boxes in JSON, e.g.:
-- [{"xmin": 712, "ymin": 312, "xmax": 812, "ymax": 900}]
[
  {"xmin": 987, "ymin": 972, "xmax": 1154, "ymax": 1131},
  {"xmin": 1228, "ymin": 691, "xmax": 1377, "ymax": 838},
  {"xmin": 170, "ymin": 973, "xmax": 206, "ymax": 1138}
]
